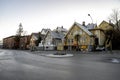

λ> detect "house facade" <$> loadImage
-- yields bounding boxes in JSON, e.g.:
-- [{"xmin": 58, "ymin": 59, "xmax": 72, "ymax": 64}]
[
  {"xmin": 64, "ymin": 21, "xmax": 114, "ymax": 51},
  {"xmin": 29, "ymin": 32, "xmax": 41, "ymax": 51},
  {"xmin": 3, "ymin": 36, "xmax": 18, "ymax": 49},
  {"xmin": 39, "ymin": 21, "xmax": 113, "ymax": 51},
  {"xmin": 98, "ymin": 21, "xmax": 114, "ymax": 50},
  {"xmin": 41, "ymin": 28, "xmax": 51, "ymax": 35},
  {"xmin": 44, "ymin": 30, "xmax": 65, "ymax": 50},
  {"xmin": 19, "ymin": 35, "xmax": 30, "ymax": 49},
  {"xmin": 64, "ymin": 22, "xmax": 95, "ymax": 51},
  {"xmin": 3, "ymin": 35, "xmax": 30, "ymax": 49},
  {"xmin": 90, "ymin": 29, "xmax": 105, "ymax": 47},
  {"xmin": 38, "ymin": 27, "xmax": 67, "ymax": 50},
  {"xmin": 0, "ymin": 40, "xmax": 2, "ymax": 48},
  {"xmin": 38, "ymin": 29, "xmax": 51, "ymax": 49}
]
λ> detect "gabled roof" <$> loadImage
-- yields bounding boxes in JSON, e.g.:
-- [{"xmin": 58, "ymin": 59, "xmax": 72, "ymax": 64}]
[
  {"xmin": 45, "ymin": 30, "xmax": 64, "ymax": 40},
  {"xmin": 99, "ymin": 21, "xmax": 109, "ymax": 27},
  {"xmin": 31, "ymin": 33, "xmax": 39, "ymax": 38},
  {"xmin": 65, "ymin": 22, "xmax": 93, "ymax": 38},
  {"xmin": 3, "ymin": 35, "xmax": 16, "ymax": 39},
  {"xmin": 86, "ymin": 23, "xmax": 97, "ymax": 29},
  {"xmin": 30, "ymin": 33, "xmax": 40, "ymax": 40},
  {"xmin": 51, "ymin": 31, "xmax": 64, "ymax": 39},
  {"xmin": 75, "ymin": 22, "xmax": 93, "ymax": 36},
  {"xmin": 41, "ymin": 28, "xmax": 51, "ymax": 35},
  {"xmin": 98, "ymin": 20, "xmax": 114, "ymax": 31},
  {"xmin": 54, "ymin": 26, "xmax": 67, "ymax": 32}
]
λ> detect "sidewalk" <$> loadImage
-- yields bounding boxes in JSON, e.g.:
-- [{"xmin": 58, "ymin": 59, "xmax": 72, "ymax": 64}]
[{"xmin": 28, "ymin": 50, "xmax": 120, "ymax": 57}]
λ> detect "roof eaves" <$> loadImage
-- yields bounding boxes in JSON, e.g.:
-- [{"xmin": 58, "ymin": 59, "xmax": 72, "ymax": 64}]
[{"xmin": 75, "ymin": 22, "xmax": 93, "ymax": 36}]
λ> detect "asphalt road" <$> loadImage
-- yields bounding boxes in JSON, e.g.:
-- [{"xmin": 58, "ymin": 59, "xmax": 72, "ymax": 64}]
[{"xmin": 0, "ymin": 49, "xmax": 120, "ymax": 80}]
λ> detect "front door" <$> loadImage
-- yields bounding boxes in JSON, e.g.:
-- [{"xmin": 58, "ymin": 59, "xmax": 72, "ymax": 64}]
[{"xmin": 74, "ymin": 34, "xmax": 80, "ymax": 51}]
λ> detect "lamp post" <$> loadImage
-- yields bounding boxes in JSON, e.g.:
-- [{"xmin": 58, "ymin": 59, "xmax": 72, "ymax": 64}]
[{"xmin": 88, "ymin": 14, "xmax": 93, "ymax": 23}]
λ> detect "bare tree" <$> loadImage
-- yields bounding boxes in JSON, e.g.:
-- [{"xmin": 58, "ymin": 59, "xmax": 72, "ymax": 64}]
[
  {"xmin": 22, "ymin": 31, "xmax": 28, "ymax": 36},
  {"xmin": 108, "ymin": 9, "xmax": 120, "ymax": 49},
  {"xmin": 108, "ymin": 9, "xmax": 120, "ymax": 30}
]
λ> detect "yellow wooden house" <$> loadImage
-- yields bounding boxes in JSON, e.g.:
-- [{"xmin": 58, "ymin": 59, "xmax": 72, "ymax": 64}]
[
  {"xmin": 98, "ymin": 21, "xmax": 114, "ymax": 50},
  {"xmin": 90, "ymin": 29, "xmax": 105, "ymax": 47},
  {"xmin": 98, "ymin": 20, "xmax": 113, "ymax": 31},
  {"xmin": 64, "ymin": 22, "xmax": 95, "ymax": 51},
  {"xmin": 90, "ymin": 21, "xmax": 114, "ymax": 50}
]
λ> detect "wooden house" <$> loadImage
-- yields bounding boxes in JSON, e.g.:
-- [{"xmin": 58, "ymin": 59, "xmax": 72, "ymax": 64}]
[
  {"xmin": 64, "ymin": 22, "xmax": 95, "ymax": 51},
  {"xmin": 44, "ymin": 30, "xmax": 65, "ymax": 50},
  {"xmin": 97, "ymin": 21, "xmax": 114, "ymax": 50},
  {"xmin": 29, "ymin": 32, "xmax": 41, "ymax": 51}
]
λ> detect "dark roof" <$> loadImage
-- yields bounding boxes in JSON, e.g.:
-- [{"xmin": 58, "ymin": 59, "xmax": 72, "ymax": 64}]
[
  {"xmin": 86, "ymin": 23, "xmax": 97, "ymax": 29},
  {"xmin": 75, "ymin": 22, "xmax": 93, "ymax": 36},
  {"xmin": 45, "ymin": 31, "xmax": 65, "ymax": 39},
  {"xmin": 41, "ymin": 29, "xmax": 51, "ymax": 34},
  {"xmin": 31, "ymin": 33, "xmax": 40, "ymax": 38},
  {"xmin": 55, "ymin": 26, "xmax": 67, "ymax": 32},
  {"xmin": 3, "ymin": 35, "xmax": 16, "ymax": 39},
  {"xmin": 20, "ymin": 35, "xmax": 31, "ymax": 39},
  {"xmin": 51, "ymin": 31, "xmax": 65, "ymax": 39}
]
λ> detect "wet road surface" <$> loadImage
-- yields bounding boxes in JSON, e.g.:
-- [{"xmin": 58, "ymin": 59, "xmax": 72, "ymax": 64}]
[{"xmin": 0, "ymin": 49, "xmax": 120, "ymax": 80}]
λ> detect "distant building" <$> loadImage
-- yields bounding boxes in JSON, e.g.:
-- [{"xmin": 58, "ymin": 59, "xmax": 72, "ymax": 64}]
[
  {"xmin": 38, "ymin": 27, "xmax": 67, "ymax": 50},
  {"xmin": 53, "ymin": 26, "xmax": 67, "ymax": 35},
  {"xmin": 3, "ymin": 36, "xmax": 19, "ymax": 49},
  {"xmin": 0, "ymin": 41, "xmax": 3, "ymax": 48},
  {"xmin": 41, "ymin": 28, "xmax": 51, "ymax": 35},
  {"xmin": 19, "ymin": 35, "xmax": 30, "ymax": 50},
  {"xmin": 3, "ymin": 35, "xmax": 31, "ymax": 50},
  {"xmin": 38, "ymin": 29, "xmax": 51, "ymax": 50},
  {"xmin": 29, "ymin": 32, "xmax": 41, "ymax": 51},
  {"xmin": 44, "ymin": 30, "xmax": 65, "ymax": 50}
]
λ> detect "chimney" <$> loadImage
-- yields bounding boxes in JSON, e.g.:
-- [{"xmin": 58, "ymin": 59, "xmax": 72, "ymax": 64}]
[{"xmin": 82, "ymin": 21, "xmax": 85, "ymax": 26}]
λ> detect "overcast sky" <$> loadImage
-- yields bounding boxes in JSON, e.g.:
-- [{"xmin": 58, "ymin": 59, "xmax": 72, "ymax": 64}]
[{"xmin": 0, "ymin": 0, "xmax": 120, "ymax": 40}]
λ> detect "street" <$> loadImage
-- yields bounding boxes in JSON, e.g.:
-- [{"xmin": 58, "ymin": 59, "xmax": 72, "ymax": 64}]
[{"xmin": 0, "ymin": 49, "xmax": 120, "ymax": 80}]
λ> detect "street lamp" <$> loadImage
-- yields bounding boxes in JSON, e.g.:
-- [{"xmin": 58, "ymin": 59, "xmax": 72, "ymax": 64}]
[{"xmin": 88, "ymin": 14, "xmax": 93, "ymax": 23}]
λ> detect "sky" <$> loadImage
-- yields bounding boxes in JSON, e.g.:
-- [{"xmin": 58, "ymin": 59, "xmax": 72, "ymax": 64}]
[{"xmin": 0, "ymin": 0, "xmax": 120, "ymax": 41}]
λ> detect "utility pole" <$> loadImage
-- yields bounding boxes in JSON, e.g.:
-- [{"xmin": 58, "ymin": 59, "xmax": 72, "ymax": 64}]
[{"xmin": 88, "ymin": 14, "xmax": 93, "ymax": 23}]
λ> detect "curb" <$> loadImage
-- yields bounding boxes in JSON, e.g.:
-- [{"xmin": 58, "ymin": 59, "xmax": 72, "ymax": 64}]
[{"xmin": 45, "ymin": 54, "xmax": 74, "ymax": 58}]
